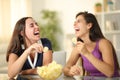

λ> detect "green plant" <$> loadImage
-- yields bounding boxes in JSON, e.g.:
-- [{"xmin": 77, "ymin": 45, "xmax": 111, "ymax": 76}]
[
  {"xmin": 95, "ymin": 3, "xmax": 102, "ymax": 6},
  {"xmin": 38, "ymin": 10, "xmax": 62, "ymax": 51}
]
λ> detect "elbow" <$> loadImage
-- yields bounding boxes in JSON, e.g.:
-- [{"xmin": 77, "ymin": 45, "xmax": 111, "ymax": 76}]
[
  {"xmin": 63, "ymin": 67, "xmax": 68, "ymax": 76},
  {"xmin": 63, "ymin": 67, "xmax": 67, "ymax": 76},
  {"xmin": 8, "ymin": 73, "xmax": 16, "ymax": 79},
  {"xmin": 8, "ymin": 70, "xmax": 16, "ymax": 78},
  {"xmin": 105, "ymin": 69, "xmax": 114, "ymax": 77},
  {"xmin": 106, "ymin": 73, "xmax": 114, "ymax": 78},
  {"xmin": 106, "ymin": 72, "xmax": 114, "ymax": 78}
]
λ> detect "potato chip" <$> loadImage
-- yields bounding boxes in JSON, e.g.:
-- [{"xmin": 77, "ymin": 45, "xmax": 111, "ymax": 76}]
[
  {"xmin": 43, "ymin": 47, "xmax": 49, "ymax": 53},
  {"xmin": 37, "ymin": 61, "xmax": 62, "ymax": 80},
  {"xmin": 72, "ymin": 37, "xmax": 77, "ymax": 45}
]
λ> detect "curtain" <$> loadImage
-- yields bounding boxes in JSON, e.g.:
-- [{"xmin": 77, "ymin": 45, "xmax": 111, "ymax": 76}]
[{"xmin": 0, "ymin": 0, "xmax": 32, "ymax": 42}]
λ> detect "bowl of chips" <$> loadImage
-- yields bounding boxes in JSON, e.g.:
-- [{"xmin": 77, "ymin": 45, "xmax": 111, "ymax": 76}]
[{"xmin": 37, "ymin": 61, "xmax": 62, "ymax": 80}]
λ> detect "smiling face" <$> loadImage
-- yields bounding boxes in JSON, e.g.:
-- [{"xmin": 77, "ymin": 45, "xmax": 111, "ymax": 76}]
[
  {"xmin": 24, "ymin": 18, "xmax": 40, "ymax": 43},
  {"xmin": 74, "ymin": 15, "xmax": 91, "ymax": 39}
]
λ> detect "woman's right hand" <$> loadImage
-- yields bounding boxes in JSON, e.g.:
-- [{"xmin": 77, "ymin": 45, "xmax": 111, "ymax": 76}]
[
  {"xmin": 69, "ymin": 65, "xmax": 81, "ymax": 76},
  {"xmin": 25, "ymin": 43, "xmax": 43, "ymax": 54}
]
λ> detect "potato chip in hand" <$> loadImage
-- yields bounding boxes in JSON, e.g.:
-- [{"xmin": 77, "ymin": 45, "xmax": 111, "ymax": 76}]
[
  {"xmin": 43, "ymin": 47, "xmax": 49, "ymax": 53},
  {"xmin": 72, "ymin": 37, "xmax": 77, "ymax": 45}
]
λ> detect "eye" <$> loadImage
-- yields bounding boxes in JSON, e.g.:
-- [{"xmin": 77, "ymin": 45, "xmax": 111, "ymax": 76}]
[
  {"xmin": 30, "ymin": 23, "xmax": 34, "ymax": 27},
  {"xmin": 35, "ymin": 22, "xmax": 39, "ymax": 26},
  {"xmin": 77, "ymin": 20, "xmax": 81, "ymax": 23},
  {"xmin": 75, "ymin": 20, "xmax": 81, "ymax": 23}
]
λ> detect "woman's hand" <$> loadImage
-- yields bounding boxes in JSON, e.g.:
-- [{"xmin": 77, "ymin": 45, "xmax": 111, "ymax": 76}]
[
  {"xmin": 75, "ymin": 41, "xmax": 90, "ymax": 56},
  {"xmin": 25, "ymin": 43, "xmax": 43, "ymax": 54},
  {"xmin": 69, "ymin": 65, "xmax": 81, "ymax": 76}
]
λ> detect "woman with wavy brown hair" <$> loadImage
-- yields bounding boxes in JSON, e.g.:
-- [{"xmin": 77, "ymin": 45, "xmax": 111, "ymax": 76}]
[{"xmin": 6, "ymin": 17, "xmax": 53, "ymax": 78}]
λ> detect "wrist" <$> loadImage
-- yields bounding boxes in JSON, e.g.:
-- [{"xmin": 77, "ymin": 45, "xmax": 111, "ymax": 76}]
[
  {"xmin": 72, "ymin": 48, "xmax": 79, "ymax": 55},
  {"xmin": 24, "ymin": 49, "xmax": 31, "ymax": 55},
  {"xmin": 84, "ymin": 52, "xmax": 92, "ymax": 58}
]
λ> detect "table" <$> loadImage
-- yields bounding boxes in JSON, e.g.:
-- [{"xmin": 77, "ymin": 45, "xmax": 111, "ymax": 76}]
[{"xmin": 0, "ymin": 73, "xmax": 120, "ymax": 80}]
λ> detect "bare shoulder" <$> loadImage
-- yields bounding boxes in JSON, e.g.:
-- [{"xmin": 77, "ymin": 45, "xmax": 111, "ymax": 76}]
[
  {"xmin": 9, "ymin": 53, "xmax": 18, "ymax": 60},
  {"xmin": 99, "ymin": 38, "xmax": 111, "ymax": 46},
  {"xmin": 99, "ymin": 38, "xmax": 113, "ymax": 52},
  {"xmin": 9, "ymin": 53, "xmax": 18, "ymax": 57}
]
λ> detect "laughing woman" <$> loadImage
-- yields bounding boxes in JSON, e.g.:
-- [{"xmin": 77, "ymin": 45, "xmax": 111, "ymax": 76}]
[
  {"xmin": 63, "ymin": 12, "xmax": 119, "ymax": 77},
  {"xmin": 6, "ymin": 17, "xmax": 52, "ymax": 78}
]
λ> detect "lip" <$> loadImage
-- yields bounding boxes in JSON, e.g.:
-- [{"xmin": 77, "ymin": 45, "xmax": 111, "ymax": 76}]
[
  {"xmin": 74, "ymin": 27, "xmax": 80, "ymax": 32},
  {"xmin": 34, "ymin": 31, "xmax": 40, "ymax": 35}
]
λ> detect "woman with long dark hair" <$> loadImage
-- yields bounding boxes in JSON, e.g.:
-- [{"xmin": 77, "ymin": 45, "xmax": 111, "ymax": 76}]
[{"xmin": 63, "ymin": 12, "xmax": 119, "ymax": 77}]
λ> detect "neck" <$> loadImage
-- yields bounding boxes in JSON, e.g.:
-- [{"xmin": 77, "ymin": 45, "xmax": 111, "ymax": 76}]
[
  {"xmin": 25, "ymin": 39, "xmax": 37, "ymax": 47},
  {"xmin": 80, "ymin": 33, "xmax": 93, "ymax": 45}
]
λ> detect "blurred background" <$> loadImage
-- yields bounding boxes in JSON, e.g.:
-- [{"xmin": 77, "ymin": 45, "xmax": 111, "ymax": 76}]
[{"xmin": 0, "ymin": 0, "xmax": 120, "ymax": 73}]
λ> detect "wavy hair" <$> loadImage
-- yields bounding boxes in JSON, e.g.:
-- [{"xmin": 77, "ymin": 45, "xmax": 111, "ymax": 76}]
[{"xmin": 6, "ymin": 17, "xmax": 32, "ymax": 61}]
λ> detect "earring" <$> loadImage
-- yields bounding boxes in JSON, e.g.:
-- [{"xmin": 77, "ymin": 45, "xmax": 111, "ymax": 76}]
[{"xmin": 21, "ymin": 44, "xmax": 25, "ymax": 49}]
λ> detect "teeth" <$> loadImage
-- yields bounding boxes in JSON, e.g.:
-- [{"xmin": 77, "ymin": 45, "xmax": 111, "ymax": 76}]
[
  {"xmin": 34, "ymin": 33, "xmax": 39, "ymax": 35},
  {"xmin": 34, "ymin": 31, "xmax": 39, "ymax": 35},
  {"xmin": 75, "ymin": 28, "xmax": 79, "ymax": 29},
  {"xmin": 75, "ymin": 28, "xmax": 80, "ymax": 30}
]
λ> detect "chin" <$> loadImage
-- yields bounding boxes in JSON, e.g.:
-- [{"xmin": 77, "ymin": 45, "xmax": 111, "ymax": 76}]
[
  {"xmin": 75, "ymin": 33, "xmax": 80, "ymax": 37},
  {"xmin": 37, "ymin": 37, "xmax": 40, "ymax": 40},
  {"xmin": 35, "ymin": 37, "xmax": 40, "ymax": 40}
]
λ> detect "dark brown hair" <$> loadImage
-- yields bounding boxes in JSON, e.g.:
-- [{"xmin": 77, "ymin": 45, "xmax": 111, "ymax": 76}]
[
  {"xmin": 76, "ymin": 11, "xmax": 119, "ymax": 71},
  {"xmin": 76, "ymin": 11, "xmax": 105, "ymax": 42},
  {"xmin": 6, "ymin": 17, "xmax": 32, "ymax": 61}
]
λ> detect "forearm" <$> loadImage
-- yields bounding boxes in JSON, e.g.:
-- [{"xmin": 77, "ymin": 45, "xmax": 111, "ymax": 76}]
[
  {"xmin": 20, "ymin": 68, "xmax": 37, "ymax": 75},
  {"xmin": 63, "ymin": 49, "xmax": 80, "ymax": 77},
  {"xmin": 85, "ymin": 53, "xmax": 114, "ymax": 77},
  {"xmin": 43, "ymin": 50, "xmax": 52, "ymax": 66},
  {"xmin": 63, "ymin": 66, "xmax": 73, "ymax": 77},
  {"xmin": 8, "ymin": 51, "xmax": 29, "ymax": 78}
]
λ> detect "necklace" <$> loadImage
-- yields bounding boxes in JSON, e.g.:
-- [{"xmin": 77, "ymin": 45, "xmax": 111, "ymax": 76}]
[{"xmin": 28, "ymin": 53, "xmax": 38, "ymax": 69}]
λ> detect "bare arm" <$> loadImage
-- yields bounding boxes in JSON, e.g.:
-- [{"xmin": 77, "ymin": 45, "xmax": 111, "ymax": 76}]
[
  {"xmin": 84, "ymin": 39, "xmax": 114, "ymax": 77},
  {"xmin": 8, "ymin": 43, "xmax": 43, "ymax": 78},
  {"xmin": 8, "ymin": 50, "xmax": 30, "ymax": 78},
  {"xmin": 63, "ymin": 48, "xmax": 80, "ymax": 76},
  {"xmin": 20, "ymin": 68, "xmax": 37, "ymax": 75},
  {"xmin": 43, "ymin": 50, "xmax": 53, "ymax": 65}
]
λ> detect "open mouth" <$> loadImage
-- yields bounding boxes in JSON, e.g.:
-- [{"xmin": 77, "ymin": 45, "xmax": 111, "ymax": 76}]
[
  {"xmin": 34, "ymin": 31, "xmax": 39, "ymax": 35},
  {"xmin": 75, "ymin": 28, "xmax": 80, "ymax": 32}
]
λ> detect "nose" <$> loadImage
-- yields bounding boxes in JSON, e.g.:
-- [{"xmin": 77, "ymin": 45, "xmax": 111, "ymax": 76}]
[
  {"xmin": 74, "ymin": 21, "xmax": 77, "ymax": 27},
  {"xmin": 35, "ymin": 24, "xmax": 39, "ymax": 28}
]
